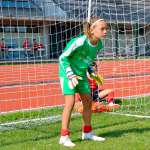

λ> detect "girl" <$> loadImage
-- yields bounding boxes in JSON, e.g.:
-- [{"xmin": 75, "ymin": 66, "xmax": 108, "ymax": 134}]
[{"xmin": 59, "ymin": 17, "xmax": 107, "ymax": 147}]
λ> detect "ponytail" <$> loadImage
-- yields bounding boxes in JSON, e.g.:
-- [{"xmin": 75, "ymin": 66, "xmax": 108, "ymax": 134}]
[{"xmin": 83, "ymin": 22, "xmax": 91, "ymax": 38}]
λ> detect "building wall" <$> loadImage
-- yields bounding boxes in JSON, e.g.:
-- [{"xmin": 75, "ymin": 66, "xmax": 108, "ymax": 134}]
[
  {"xmin": 0, "ymin": 29, "xmax": 44, "ymax": 48},
  {"xmin": 102, "ymin": 24, "xmax": 147, "ymax": 57}
]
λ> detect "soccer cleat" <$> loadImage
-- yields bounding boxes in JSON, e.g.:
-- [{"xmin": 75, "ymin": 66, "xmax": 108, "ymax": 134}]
[
  {"xmin": 59, "ymin": 135, "xmax": 75, "ymax": 147},
  {"xmin": 82, "ymin": 132, "xmax": 105, "ymax": 141}
]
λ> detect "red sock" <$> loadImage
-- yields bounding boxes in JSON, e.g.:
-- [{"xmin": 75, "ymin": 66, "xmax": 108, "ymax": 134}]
[
  {"xmin": 83, "ymin": 125, "xmax": 92, "ymax": 133},
  {"xmin": 107, "ymin": 91, "xmax": 115, "ymax": 104},
  {"xmin": 61, "ymin": 129, "xmax": 70, "ymax": 136}
]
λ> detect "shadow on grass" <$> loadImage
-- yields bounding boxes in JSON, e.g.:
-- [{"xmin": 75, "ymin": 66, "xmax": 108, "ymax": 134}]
[
  {"xmin": 99, "ymin": 127, "xmax": 150, "ymax": 138},
  {"xmin": 73, "ymin": 127, "xmax": 150, "ymax": 144}
]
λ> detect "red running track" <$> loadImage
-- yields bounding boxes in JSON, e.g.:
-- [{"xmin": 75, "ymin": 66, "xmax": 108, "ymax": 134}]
[{"xmin": 0, "ymin": 60, "xmax": 150, "ymax": 112}]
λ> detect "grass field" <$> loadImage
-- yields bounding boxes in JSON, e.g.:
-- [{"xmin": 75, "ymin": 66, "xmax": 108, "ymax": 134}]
[
  {"xmin": 0, "ymin": 97, "xmax": 150, "ymax": 150},
  {"xmin": 0, "ymin": 113, "xmax": 150, "ymax": 150}
]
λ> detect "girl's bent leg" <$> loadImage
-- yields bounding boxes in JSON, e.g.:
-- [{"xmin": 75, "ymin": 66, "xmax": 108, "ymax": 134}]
[
  {"xmin": 80, "ymin": 93, "xmax": 105, "ymax": 142},
  {"xmin": 80, "ymin": 94, "xmax": 92, "ymax": 126}
]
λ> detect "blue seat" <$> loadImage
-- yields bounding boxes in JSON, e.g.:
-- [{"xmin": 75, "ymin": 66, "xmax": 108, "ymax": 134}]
[{"xmin": 0, "ymin": 1, "xmax": 36, "ymax": 9}]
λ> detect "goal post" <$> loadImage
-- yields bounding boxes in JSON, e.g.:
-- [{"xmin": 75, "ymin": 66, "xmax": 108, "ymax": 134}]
[{"xmin": 0, "ymin": 0, "xmax": 150, "ymax": 126}]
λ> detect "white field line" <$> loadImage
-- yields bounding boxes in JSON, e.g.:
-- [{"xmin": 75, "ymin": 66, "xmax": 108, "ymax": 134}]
[
  {"xmin": 0, "ymin": 113, "xmax": 81, "ymax": 129},
  {"xmin": 109, "ymin": 112, "xmax": 150, "ymax": 119}
]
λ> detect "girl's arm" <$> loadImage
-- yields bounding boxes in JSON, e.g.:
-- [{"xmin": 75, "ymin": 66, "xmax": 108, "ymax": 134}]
[{"xmin": 59, "ymin": 36, "xmax": 86, "ymax": 74}]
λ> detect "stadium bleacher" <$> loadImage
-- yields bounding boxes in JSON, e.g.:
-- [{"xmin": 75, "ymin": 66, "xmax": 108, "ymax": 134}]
[
  {"xmin": 0, "ymin": 1, "xmax": 36, "ymax": 9},
  {"xmin": 53, "ymin": 0, "xmax": 150, "ymax": 23},
  {"xmin": 0, "ymin": 0, "xmax": 43, "ymax": 18},
  {"xmin": 0, "ymin": 0, "xmax": 150, "ymax": 61}
]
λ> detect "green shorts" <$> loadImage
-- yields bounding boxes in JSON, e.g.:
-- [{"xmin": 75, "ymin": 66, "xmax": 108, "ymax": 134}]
[{"xmin": 60, "ymin": 76, "xmax": 91, "ymax": 95}]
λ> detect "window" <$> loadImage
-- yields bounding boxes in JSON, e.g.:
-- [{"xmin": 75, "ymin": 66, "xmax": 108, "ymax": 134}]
[
  {"xmin": 4, "ymin": 26, "xmax": 16, "ymax": 32},
  {"xmin": 0, "ymin": 27, "xmax": 3, "ymax": 32},
  {"xmin": 6, "ymin": 38, "xmax": 18, "ymax": 48},
  {"xmin": 119, "ymin": 27, "xmax": 125, "ymax": 34},
  {"xmin": 17, "ymin": 26, "xmax": 27, "ymax": 33},
  {"xmin": 27, "ymin": 26, "xmax": 39, "ymax": 33},
  {"xmin": 139, "ymin": 27, "xmax": 144, "ymax": 35}
]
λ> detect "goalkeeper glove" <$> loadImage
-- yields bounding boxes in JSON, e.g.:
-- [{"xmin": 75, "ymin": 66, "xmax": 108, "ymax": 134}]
[
  {"xmin": 90, "ymin": 74, "xmax": 104, "ymax": 85},
  {"xmin": 66, "ymin": 67, "xmax": 82, "ymax": 89},
  {"xmin": 88, "ymin": 66, "xmax": 104, "ymax": 85}
]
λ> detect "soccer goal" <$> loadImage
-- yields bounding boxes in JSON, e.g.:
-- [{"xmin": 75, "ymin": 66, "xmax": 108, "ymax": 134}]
[{"xmin": 0, "ymin": 0, "xmax": 150, "ymax": 128}]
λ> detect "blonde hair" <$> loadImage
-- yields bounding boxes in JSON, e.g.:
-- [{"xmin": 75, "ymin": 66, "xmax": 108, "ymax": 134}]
[{"xmin": 83, "ymin": 16, "xmax": 105, "ymax": 38}]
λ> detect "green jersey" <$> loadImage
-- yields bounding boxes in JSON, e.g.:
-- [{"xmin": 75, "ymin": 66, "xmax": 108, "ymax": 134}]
[{"xmin": 59, "ymin": 35, "xmax": 103, "ymax": 78}]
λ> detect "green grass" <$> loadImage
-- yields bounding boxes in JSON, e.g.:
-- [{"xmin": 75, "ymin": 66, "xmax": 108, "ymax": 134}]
[
  {"xmin": 0, "ymin": 113, "xmax": 150, "ymax": 150},
  {"xmin": 116, "ymin": 97, "xmax": 150, "ymax": 116},
  {"xmin": 1, "ymin": 96, "xmax": 149, "ymax": 124},
  {"xmin": 0, "ymin": 97, "xmax": 149, "ymax": 125},
  {"xmin": 0, "ymin": 106, "xmax": 64, "ymax": 123},
  {"xmin": 0, "ymin": 97, "xmax": 150, "ymax": 150}
]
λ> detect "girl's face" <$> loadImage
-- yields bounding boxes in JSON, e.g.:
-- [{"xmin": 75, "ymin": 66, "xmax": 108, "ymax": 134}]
[{"xmin": 91, "ymin": 21, "xmax": 107, "ymax": 39}]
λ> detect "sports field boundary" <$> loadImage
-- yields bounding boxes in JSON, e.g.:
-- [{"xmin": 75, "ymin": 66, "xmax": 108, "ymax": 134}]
[
  {"xmin": 0, "ymin": 112, "xmax": 81, "ymax": 131},
  {"xmin": 1, "ymin": 93, "xmax": 150, "ymax": 115},
  {"xmin": 109, "ymin": 112, "xmax": 150, "ymax": 119},
  {"xmin": 1, "ymin": 111, "xmax": 150, "ymax": 132}
]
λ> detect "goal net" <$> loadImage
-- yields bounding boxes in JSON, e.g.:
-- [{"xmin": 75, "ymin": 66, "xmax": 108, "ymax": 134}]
[{"xmin": 0, "ymin": 0, "xmax": 150, "ymax": 128}]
